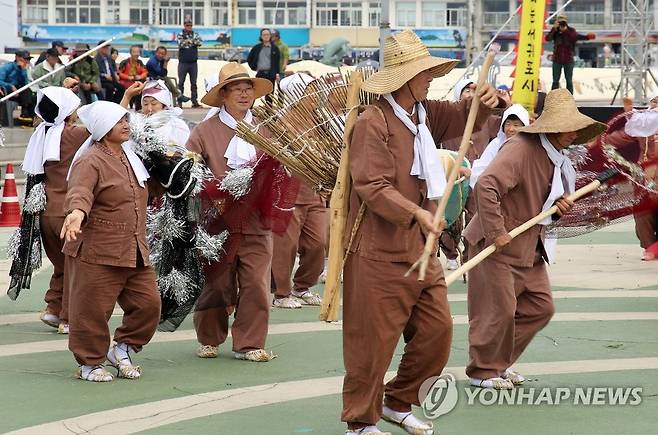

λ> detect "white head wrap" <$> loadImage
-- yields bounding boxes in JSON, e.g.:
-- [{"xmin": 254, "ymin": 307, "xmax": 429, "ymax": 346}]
[
  {"xmin": 204, "ymin": 75, "xmax": 219, "ymax": 93},
  {"xmin": 453, "ymin": 78, "xmax": 474, "ymax": 101},
  {"xmin": 279, "ymin": 73, "xmax": 315, "ymax": 96},
  {"xmin": 68, "ymin": 101, "xmax": 150, "ymax": 187},
  {"xmin": 22, "ymin": 87, "xmax": 81, "ymax": 175},
  {"xmin": 470, "ymin": 104, "xmax": 530, "ymax": 187},
  {"xmin": 141, "ymin": 79, "xmax": 183, "ymax": 116}
]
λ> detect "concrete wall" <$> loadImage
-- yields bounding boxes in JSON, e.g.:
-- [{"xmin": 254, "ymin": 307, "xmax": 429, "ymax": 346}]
[{"xmin": 309, "ymin": 28, "xmax": 379, "ymax": 48}]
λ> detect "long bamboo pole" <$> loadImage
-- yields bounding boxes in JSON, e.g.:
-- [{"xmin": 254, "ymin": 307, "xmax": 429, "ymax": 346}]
[
  {"xmin": 445, "ymin": 169, "xmax": 619, "ymax": 286},
  {"xmin": 319, "ymin": 71, "xmax": 363, "ymax": 322},
  {"xmin": 405, "ymin": 48, "xmax": 498, "ymax": 281},
  {"xmin": 0, "ymin": 38, "xmax": 116, "ymax": 103}
]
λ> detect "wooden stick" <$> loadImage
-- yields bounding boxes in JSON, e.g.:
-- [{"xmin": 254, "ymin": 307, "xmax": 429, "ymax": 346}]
[
  {"xmin": 405, "ymin": 50, "xmax": 498, "ymax": 281},
  {"xmin": 0, "ymin": 38, "xmax": 116, "ymax": 103},
  {"xmin": 319, "ymin": 71, "xmax": 363, "ymax": 322},
  {"xmin": 445, "ymin": 169, "xmax": 619, "ymax": 286}
]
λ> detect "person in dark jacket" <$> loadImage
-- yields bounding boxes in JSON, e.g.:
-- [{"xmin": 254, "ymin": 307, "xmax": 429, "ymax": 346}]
[
  {"xmin": 35, "ymin": 40, "xmax": 68, "ymax": 66},
  {"xmin": 247, "ymin": 29, "xmax": 281, "ymax": 103},
  {"xmin": 545, "ymin": 13, "xmax": 594, "ymax": 94},
  {"xmin": 0, "ymin": 50, "xmax": 36, "ymax": 121},
  {"xmin": 95, "ymin": 41, "xmax": 124, "ymax": 103},
  {"xmin": 146, "ymin": 46, "xmax": 178, "ymax": 101},
  {"xmin": 177, "ymin": 19, "xmax": 202, "ymax": 106}
]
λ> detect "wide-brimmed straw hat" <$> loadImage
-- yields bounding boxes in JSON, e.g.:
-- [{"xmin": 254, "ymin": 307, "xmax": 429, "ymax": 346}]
[
  {"xmin": 200, "ymin": 62, "xmax": 273, "ymax": 107},
  {"xmin": 362, "ymin": 29, "xmax": 459, "ymax": 95},
  {"xmin": 519, "ymin": 89, "xmax": 606, "ymax": 144}
]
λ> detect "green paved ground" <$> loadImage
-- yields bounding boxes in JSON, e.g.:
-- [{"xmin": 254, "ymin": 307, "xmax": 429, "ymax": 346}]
[{"xmin": 0, "ymin": 222, "xmax": 656, "ymax": 434}]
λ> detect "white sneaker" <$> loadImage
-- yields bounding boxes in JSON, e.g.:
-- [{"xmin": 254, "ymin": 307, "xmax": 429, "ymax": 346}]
[
  {"xmin": 446, "ymin": 259, "xmax": 459, "ymax": 270},
  {"xmin": 39, "ymin": 311, "xmax": 59, "ymax": 329},
  {"xmin": 381, "ymin": 405, "xmax": 434, "ymax": 435},
  {"xmin": 272, "ymin": 296, "xmax": 302, "ymax": 309}
]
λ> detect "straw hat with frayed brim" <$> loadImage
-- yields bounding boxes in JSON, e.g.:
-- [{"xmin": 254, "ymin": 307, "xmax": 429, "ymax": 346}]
[
  {"xmin": 362, "ymin": 29, "xmax": 459, "ymax": 95},
  {"xmin": 519, "ymin": 88, "xmax": 606, "ymax": 145},
  {"xmin": 201, "ymin": 62, "xmax": 273, "ymax": 107}
]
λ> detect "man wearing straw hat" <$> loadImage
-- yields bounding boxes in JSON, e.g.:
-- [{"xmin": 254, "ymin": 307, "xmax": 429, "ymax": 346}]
[
  {"xmin": 186, "ymin": 62, "xmax": 279, "ymax": 362},
  {"xmin": 463, "ymin": 89, "xmax": 606, "ymax": 390},
  {"xmin": 342, "ymin": 29, "xmax": 503, "ymax": 435}
]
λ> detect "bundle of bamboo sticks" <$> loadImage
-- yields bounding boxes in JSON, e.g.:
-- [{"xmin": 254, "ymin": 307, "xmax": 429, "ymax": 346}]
[{"xmin": 236, "ymin": 69, "xmax": 375, "ymax": 198}]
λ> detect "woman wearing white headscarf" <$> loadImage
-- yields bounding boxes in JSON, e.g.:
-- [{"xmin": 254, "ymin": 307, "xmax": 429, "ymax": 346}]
[
  {"xmin": 121, "ymin": 79, "xmax": 190, "ymax": 147},
  {"xmin": 61, "ymin": 100, "xmax": 160, "ymax": 383},
  {"xmin": 8, "ymin": 86, "xmax": 89, "ymax": 335}
]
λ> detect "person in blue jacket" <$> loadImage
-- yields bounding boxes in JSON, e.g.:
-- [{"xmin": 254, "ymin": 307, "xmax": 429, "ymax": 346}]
[{"xmin": 0, "ymin": 50, "xmax": 36, "ymax": 121}]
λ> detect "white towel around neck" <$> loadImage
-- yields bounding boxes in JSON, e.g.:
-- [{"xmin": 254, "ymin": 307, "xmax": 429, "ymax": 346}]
[
  {"xmin": 383, "ymin": 94, "xmax": 446, "ymax": 200},
  {"xmin": 219, "ymin": 106, "xmax": 257, "ymax": 169},
  {"xmin": 538, "ymin": 134, "xmax": 577, "ymax": 225}
]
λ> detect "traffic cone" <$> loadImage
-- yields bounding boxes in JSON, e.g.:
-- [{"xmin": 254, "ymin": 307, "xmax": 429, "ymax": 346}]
[{"xmin": 0, "ymin": 164, "xmax": 21, "ymax": 227}]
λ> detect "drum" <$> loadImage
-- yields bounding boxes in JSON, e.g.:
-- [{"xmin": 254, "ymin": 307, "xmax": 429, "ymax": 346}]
[{"xmin": 436, "ymin": 149, "xmax": 470, "ymax": 227}]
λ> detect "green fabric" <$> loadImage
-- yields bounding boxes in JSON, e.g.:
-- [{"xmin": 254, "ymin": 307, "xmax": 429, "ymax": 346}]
[
  {"xmin": 71, "ymin": 57, "xmax": 100, "ymax": 84},
  {"xmin": 276, "ymin": 40, "xmax": 289, "ymax": 71},
  {"xmin": 551, "ymin": 62, "xmax": 574, "ymax": 94},
  {"xmin": 32, "ymin": 63, "xmax": 66, "ymax": 88}
]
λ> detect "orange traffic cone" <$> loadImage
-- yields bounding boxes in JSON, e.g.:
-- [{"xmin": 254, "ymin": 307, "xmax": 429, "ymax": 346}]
[{"xmin": 0, "ymin": 164, "xmax": 21, "ymax": 227}]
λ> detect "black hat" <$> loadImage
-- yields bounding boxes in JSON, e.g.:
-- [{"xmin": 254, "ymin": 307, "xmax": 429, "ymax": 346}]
[
  {"xmin": 15, "ymin": 50, "xmax": 32, "ymax": 60},
  {"xmin": 52, "ymin": 40, "xmax": 68, "ymax": 49},
  {"xmin": 45, "ymin": 48, "xmax": 60, "ymax": 58}
]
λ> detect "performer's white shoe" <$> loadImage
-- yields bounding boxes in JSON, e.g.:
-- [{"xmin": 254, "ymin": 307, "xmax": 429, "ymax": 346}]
[
  {"xmin": 502, "ymin": 368, "xmax": 526, "ymax": 385},
  {"xmin": 273, "ymin": 296, "xmax": 303, "ymax": 309},
  {"xmin": 107, "ymin": 342, "xmax": 142, "ymax": 379},
  {"xmin": 446, "ymin": 259, "xmax": 459, "ymax": 271},
  {"xmin": 57, "ymin": 323, "xmax": 69, "ymax": 334},
  {"xmin": 39, "ymin": 311, "xmax": 59, "ymax": 329},
  {"xmin": 234, "ymin": 349, "xmax": 277, "ymax": 362},
  {"xmin": 381, "ymin": 405, "xmax": 434, "ymax": 435},
  {"xmin": 77, "ymin": 365, "xmax": 114, "ymax": 382},
  {"xmin": 469, "ymin": 377, "xmax": 514, "ymax": 390},
  {"xmin": 196, "ymin": 344, "xmax": 219, "ymax": 358},
  {"xmin": 345, "ymin": 426, "xmax": 391, "ymax": 435},
  {"xmin": 292, "ymin": 289, "xmax": 323, "ymax": 306}
]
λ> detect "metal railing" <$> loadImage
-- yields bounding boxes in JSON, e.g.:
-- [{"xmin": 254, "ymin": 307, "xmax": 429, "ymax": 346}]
[{"xmin": 483, "ymin": 11, "xmax": 518, "ymax": 28}]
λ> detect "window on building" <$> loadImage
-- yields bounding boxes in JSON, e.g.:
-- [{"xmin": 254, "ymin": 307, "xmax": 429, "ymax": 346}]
[
  {"xmin": 159, "ymin": 0, "xmax": 204, "ymax": 26},
  {"xmin": 316, "ymin": 1, "xmax": 362, "ymax": 26},
  {"xmin": 24, "ymin": 0, "xmax": 49, "ymax": 23},
  {"xmin": 237, "ymin": 1, "xmax": 257, "ymax": 25},
  {"xmin": 368, "ymin": 2, "xmax": 381, "ymax": 27},
  {"xmin": 287, "ymin": 1, "xmax": 307, "ymax": 25},
  {"xmin": 107, "ymin": 0, "xmax": 121, "ymax": 24},
  {"xmin": 55, "ymin": 0, "xmax": 100, "ymax": 24},
  {"xmin": 129, "ymin": 0, "xmax": 149, "ymax": 24},
  {"xmin": 396, "ymin": 1, "xmax": 416, "ymax": 27},
  {"xmin": 421, "ymin": 2, "xmax": 446, "ymax": 27},
  {"xmin": 263, "ymin": 1, "xmax": 307, "ymax": 26},
  {"xmin": 211, "ymin": 0, "xmax": 229, "ymax": 25}
]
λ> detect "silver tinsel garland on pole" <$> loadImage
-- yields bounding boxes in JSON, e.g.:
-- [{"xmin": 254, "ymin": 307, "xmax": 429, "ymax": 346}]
[{"xmin": 219, "ymin": 166, "xmax": 254, "ymax": 199}]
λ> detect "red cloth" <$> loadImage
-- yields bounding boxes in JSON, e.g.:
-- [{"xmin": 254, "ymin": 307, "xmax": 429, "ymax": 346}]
[{"xmin": 545, "ymin": 27, "xmax": 589, "ymax": 65}]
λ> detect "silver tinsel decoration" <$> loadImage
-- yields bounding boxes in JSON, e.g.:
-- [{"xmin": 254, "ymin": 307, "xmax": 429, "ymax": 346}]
[
  {"xmin": 146, "ymin": 203, "xmax": 186, "ymax": 243},
  {"xmin": 6, "ymin": 229, "xmax": 20, "ymax": 259},
  {"xmin": 23, "ymin": 182, "xmax": 47, "ymax": 214},
  {"xmin": 128, "ymin": 111, "xmax": 170, "ymax": 157},
  {"xmin": 219, "ymin": 167, "xmax": 254, "ymax": 199},
  {"xmin": 157, "ymin": 268, "xmax": 197, "ymax": 305},
  {"xmin": 30, "ymin": 237, "xmax": 42, "ymax": 270},
  {"xmin": 195, "ymin": 227, "xmax": 228, "ymax": 262}
]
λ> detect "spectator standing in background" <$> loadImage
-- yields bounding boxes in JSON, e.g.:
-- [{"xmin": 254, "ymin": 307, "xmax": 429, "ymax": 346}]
[
  {"xmin": 146, "ymin": 46, "xmax": 178, "ymax": 101},
  {"xmin": 545, "ymin": 13, "xmax": 594, "ymax": 94},
  {"xmin": 0, "ymin": 50, "xmax": 36, "ymax": 122},
  {"xmin": 247, "ymin": 28, "xmax": 281, "ymax": 102},
  {"xmin": 118, "ymin": 45, "xmax": 148, "ymax": 109},
  {"xmin": 271, "ymin": 29, "xmax": 289, "ymax": 73},
  {"xmin": 96, "ymin": 41, "xmax": 124, "ymax": 103},
  {"xmin": 35, "ymin": 40, "xmax": 68, "ymax": 66},
  {"xmin": 32, "ymin": 48, "xmax": 66, "ymax": 88},
  {"xmin": 177, "ymin": 18, "xmax": 202, "ymax": 107}
]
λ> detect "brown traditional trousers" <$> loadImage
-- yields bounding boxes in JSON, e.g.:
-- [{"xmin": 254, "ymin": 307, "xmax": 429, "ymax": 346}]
[
  {"xmin": 193, "ymin": 234, "xmax": 273, "ymax": 352},
  {"xmin": 465, "ymin": 246, "xmax": 554, "ymax": 379},
  {"xmin": 342, "ymin": 256, "xmax": 452, "ymax": 425},
  {"xmin": 634, "ymin": 211, "xmax": 658, "ymax": 249},
  {"xmin": 40, "ymin": 215, "xmax": 67, "ymax": 321},
  {"xmin": 272, "ymin": 184, "xmax": 327, "ymax": 297},
  {"xmin": 67, "ymin": 258, "xmax": 160, "ymax": 365}
]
